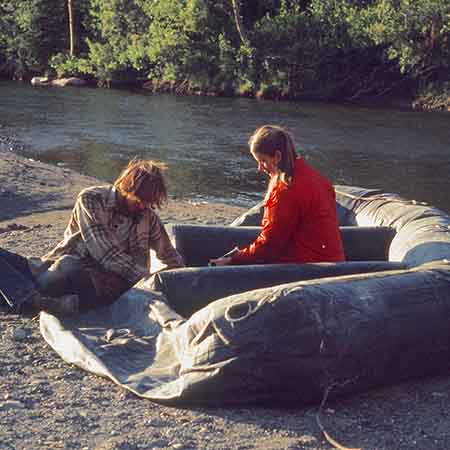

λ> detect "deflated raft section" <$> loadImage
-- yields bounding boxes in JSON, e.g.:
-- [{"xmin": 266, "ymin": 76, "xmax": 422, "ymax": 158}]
[{"xmin": 40, "ymin": 185, "xmax": 450, "ymax": 405}]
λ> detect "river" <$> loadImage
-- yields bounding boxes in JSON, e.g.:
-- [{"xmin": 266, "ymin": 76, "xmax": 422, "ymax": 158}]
[{"xmin": 1, "ymin": 80, "xmax": 449, "ymax": 212}]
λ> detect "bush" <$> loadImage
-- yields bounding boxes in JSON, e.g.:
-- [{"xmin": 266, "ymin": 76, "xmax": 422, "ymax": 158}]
[{"xmin": 49, "ymin": 53, "xmax": 92, "ymax": 79}]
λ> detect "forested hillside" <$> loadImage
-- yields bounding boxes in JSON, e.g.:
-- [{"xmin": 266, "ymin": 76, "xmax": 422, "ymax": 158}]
[{"xmin": 1, "ymin": 0, "xmax": 449, "ymax": 108}]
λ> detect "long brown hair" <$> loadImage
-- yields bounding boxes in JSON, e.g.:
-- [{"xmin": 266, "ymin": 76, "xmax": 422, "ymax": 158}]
[
  {"xmin": 249, "ymin": 125, "xmax": 298, "ymax": 187},
  {"xmin": 114, "ymin": 158, "xmax": 168, "ymax": 209}
]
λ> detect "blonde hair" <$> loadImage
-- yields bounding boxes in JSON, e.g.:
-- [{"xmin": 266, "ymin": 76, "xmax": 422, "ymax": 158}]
[
  {"xmin": 114, "ymin": 158, "xmax": 168, "ymax": 209},
  {"xmin": 249, "ymin": 125, "xmax": 298, "ymax": 186}
]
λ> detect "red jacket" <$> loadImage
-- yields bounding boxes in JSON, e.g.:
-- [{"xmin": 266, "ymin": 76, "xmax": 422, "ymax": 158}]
[{"xmin": 231, "ymin": 158, "xmax": 345, "ymax": 265}]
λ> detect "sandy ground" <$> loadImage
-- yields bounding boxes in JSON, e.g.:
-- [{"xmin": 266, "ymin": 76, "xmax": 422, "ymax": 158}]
[{"xmin": 1, "ymin": 149, "xmax": 450, "ymax": 450}]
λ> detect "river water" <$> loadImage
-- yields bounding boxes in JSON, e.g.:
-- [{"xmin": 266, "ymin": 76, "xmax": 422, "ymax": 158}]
[{"xmin": 1, "ymin": 80, "xmax": 449, "ymax": 211}]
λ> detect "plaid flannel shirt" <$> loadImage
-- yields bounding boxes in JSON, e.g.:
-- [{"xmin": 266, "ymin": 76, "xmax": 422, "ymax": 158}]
[{"xmin": 42, "ymin": 185, "xmax": 184, "ymax": 285}]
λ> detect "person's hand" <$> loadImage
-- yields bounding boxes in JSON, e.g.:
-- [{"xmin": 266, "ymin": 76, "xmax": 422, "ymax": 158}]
[{"xmin": 208, "ymin": 256, "xmax": 232, "ymax": 267}]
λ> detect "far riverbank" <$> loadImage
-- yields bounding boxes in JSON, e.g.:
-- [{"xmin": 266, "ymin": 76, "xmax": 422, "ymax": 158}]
[{"xmin": 10, "ymin": 75, "xmax": 450, "ymax": 113}]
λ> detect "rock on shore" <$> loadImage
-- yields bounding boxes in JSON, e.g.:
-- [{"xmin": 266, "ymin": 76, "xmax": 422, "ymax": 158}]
[{"xmin": 31, "ymin": 77, "xmax": 87, "ymax": 87}]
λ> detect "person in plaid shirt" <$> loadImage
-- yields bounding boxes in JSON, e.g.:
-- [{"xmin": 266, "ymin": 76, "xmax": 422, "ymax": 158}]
[{"xmin": 1, "ymin": 159, "xmax": 184, "ymax": 316}]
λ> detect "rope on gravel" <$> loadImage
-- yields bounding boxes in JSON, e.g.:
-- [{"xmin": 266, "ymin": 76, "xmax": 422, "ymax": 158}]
[{"xmin": 316, "ymin": 378, "xmax": 362, "ymax": 450}]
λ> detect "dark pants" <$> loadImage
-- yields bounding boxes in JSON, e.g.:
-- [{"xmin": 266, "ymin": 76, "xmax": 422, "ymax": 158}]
[
  {"xmin": 0, "ymin": 248, "xmax": 34, "ymax": 279},
  {"xmin": 0, "ymin": 248, "xmax": 124, "ymax": 312},
  {"xmin": 0, "ymin": 248, "xmax": 36, "ymax": 311}
]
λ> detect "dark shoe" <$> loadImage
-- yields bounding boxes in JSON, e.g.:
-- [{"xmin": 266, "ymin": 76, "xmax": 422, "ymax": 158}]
[{"xmin": 33, "ymin": 294, "xmax": 79, "ymax": 317}]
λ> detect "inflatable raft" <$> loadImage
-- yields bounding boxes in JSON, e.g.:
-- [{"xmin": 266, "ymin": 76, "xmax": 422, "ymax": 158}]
[{"xmin": 40, "ymin": 185, "xmax": 450, "ymax": 405}]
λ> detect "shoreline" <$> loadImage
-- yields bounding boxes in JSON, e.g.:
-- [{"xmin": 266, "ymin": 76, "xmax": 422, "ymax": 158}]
[
  {"xmin": 4, "ymin": 77, "xmax": 450, "ymax": 113},
  {"xmin": 2, "ymin": 150, "xmax": 450, "ymax": 450},
  {"xmin": 0, "ymin": 148, "xmax": 247, "ymax": 252}
]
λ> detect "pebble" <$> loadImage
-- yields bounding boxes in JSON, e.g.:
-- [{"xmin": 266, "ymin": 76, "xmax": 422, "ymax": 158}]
[
  {"xmin": 297, "ymin": 435, "xmax": 317, "ymax": 444},
  {"xmin": 11, "ymin": 328, "xmax": 29, "ymax": 341},
  {"xmin": 146, "ymin": 418, "xmax": 165, "ymax": 427},
  {"xmin": 148, "ymin": 440, "xmax": 168, "ymax": 449},
  {"xmin": 0, "ymin": 400, "xmax": 25, "ymax": 410}
]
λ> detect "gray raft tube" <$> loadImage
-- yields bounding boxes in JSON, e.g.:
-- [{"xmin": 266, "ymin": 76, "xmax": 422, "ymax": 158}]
[
  {"xmin": 153, "ymin": 224, "xmax": 403, "ymax": 316},
  {"xmin": 152, "ymin": 184, "xmax": 450, "ymax": 317},
  {"xmin": 166, "ymin": 224, "xmax": 397, "ymax": 267},
  {"xmin": 227, "ymin": 184, "xmax": 450, "ymax": 269}
]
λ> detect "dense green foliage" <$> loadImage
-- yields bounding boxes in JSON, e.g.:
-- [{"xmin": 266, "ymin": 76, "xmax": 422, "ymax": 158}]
[{"xmin": 0, "ymin": 0, "xmax": 449, "ymax": 105}]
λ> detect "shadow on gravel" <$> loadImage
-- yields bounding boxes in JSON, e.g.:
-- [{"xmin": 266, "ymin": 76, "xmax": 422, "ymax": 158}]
[
  {"xmin": 0, "ymin": 190, "xmax": 69, "ymax": 221},
  {"xmin": 187, "ymin": 375, "xmax": 450, "ymax": 450}
]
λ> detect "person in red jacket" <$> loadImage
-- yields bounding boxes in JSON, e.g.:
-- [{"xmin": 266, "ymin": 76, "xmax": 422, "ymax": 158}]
[{"xmin": 210, "ymin": 125, "xmax": 345, "ymax": 266}]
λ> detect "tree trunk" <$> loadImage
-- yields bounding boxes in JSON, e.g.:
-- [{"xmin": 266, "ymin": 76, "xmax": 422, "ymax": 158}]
[
  {"xmin": 231, "ymin": 0, "xmax": 249, "ymax": 45},
  {"xmin": 68, "ymin": 0, "xmax": 75, "ymax": 56}
]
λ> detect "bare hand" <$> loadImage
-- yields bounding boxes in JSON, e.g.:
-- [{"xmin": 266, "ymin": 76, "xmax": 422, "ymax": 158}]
[{"xmin": 208, "ymin": 256, "xmax": 232, "ymax": 267}]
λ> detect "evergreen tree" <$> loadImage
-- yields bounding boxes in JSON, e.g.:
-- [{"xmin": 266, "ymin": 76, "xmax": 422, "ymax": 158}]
[
  {"xmin": 0, "ymin": 0, "xmax": 67, "ymax": 79},
  {"xmin": 0, "ymin": 0, "xmax": 448, "ymax": 106}
]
